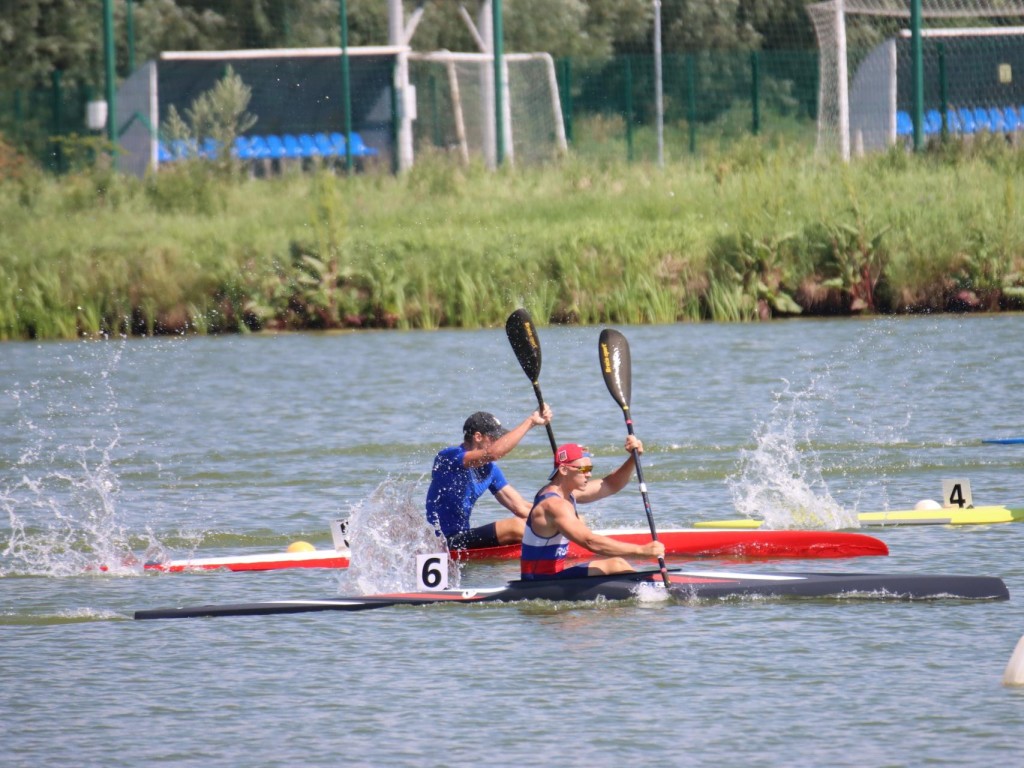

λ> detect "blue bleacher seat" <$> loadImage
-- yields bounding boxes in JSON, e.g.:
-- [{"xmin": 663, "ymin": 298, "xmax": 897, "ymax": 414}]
[
  {"xmin": 945, "ymin": 109, "xmax": 962, "ymax": 134},
  {"xmin": 282, "ymin": 134, "xmax": 304, "ymax": 158},
  {"xmin": 328, "ymin": 131, "xmax": 377, "ymax": 158},
  {"xmin": 1004, "ymin": 106, "xmax": 1021, "ymax": 132},
  {"xmin": 973, "ymin": 107, "xmax": 992, "ymax": 132},
  {"xmin": 158, "ymin": 141, "xmax": 174, "ymax": 163},
  {"xmin": 896, "ymin": 110, "xmax": 913, "ymax": 137},
  {"xmin": 200, "ymin": 137, "xmax": 220, "ymax": 158},
  {"xmin": 924, "ymin": 109, "xmax": 942, "ymax": 135},
  {"xmin": 314, "ymin": 132, "xmax": 336, "ymax": 156},
  {"xmin": 957, "ymin": 108, "xmax": 977, "ymax": 134},
  {"xmin": 171, "ymin": 139, "xmax": 198, "ymax": 160},
  {"xmin": 348, "ymin": 132, "xmax": 378, "ymax": 157},
  {"xmin": 329, "ymin": 132, "xmax": 347, "ymax": 155},
  {"xmin": 265, "ymin": 135, "xmax": 287, "ymax": 159},
  {"xmin": 234, "ymin": 136, "xmax": 254, "ymax": 160},
  {"xmin": 248, "ymin": 136, "xmax": 270, "ymax": 159},
  {"xmin": 987, "ymin": 107, "xmax": 1005, "ymax": 132},
  {"xmin": 299, "ymin": 134, "xmax": 320, "ymax": 157}
]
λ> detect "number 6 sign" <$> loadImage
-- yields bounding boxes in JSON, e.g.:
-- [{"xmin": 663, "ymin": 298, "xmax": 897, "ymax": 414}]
[{"xmin": 416, "ymin": 553, "xmax": 449, "ymax": 591}]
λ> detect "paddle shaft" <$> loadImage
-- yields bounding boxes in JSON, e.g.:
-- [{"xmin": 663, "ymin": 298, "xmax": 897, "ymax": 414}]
[
  {"xmin": 618, "ymin": 405, "xmax": 670, "ymax": 586},
  {"xmin": 531, "ymin": 380, "xmax": 558, "ymax": 454}
]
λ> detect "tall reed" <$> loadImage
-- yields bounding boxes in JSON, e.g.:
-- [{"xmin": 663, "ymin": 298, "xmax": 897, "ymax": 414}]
[{"xmin": 2, "ymin": 138, "xmax": 1023, "ymax": 340}]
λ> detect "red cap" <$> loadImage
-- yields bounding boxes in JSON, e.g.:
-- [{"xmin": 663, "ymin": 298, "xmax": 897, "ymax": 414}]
[{"xmin": 550, "ymin": 443, "xmax": 591, "ymax": 479}]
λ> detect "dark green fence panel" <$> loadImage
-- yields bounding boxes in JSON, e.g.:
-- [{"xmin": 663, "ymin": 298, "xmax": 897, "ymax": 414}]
[
  {"xmin": 3, "ymin": 49, "xmax": 822, "ymax": 172},
  {"xmin": 560, "ymin": 50, "xmax": 818, "ymax": 162},
  {"xmin": 1, "ymin": 74, "xmax": 92, "ymax": 173}
]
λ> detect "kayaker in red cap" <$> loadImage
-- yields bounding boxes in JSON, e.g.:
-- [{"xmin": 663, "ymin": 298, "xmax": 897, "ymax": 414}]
[
  {"xmin": 521, "ymin": 438, "xmax": 665, "ymax": 579},
  {"xmin": 426, "ymin": 406, "xmax": 553, "ymax": 550}
]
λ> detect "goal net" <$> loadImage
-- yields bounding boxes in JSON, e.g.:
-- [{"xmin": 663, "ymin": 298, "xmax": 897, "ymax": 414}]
[
  {"xmin": 407, "ymin": 51, "xmax": 567, "ymax": 166},
  {"xmin": 807, "ymin": 0, "xmax": 1024, "ymax": 158}
]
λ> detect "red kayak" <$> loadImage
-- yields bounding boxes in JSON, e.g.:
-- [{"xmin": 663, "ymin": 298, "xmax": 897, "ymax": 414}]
[{"xmin": 140, "ymin": 527, "xmax": 888, "ymax": 572}]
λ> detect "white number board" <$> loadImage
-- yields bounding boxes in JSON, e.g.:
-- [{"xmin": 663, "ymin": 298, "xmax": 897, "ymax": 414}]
[
  {"xmin": 416, "ymin": 553, "xmax": 449, "ymax": 591},
  {"xmin": 942, "ymin": 478, "xmax": 973, "ymax": 509}
]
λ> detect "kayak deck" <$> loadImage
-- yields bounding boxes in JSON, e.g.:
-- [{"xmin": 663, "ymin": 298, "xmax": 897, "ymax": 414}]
[
  {"xmin": 140, "ymin": 527, "xmax": 888, "ymax": 572},
  {"xmin": 694, "ymin": 506, "xmax": 1024, "ymax": 529},
  {"xmin": 133, "ymin": 567, "xmax": 1009, "ymax": 620}
]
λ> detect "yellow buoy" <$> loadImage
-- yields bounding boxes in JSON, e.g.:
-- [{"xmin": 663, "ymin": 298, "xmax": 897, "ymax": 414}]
[
  {"xmin": 1004, "ymin": 636, "xmax": 1024, "ymax": 686},
  {"xmin": 286, "ymin": 541, "xmax": 316, "ymax": 553}
]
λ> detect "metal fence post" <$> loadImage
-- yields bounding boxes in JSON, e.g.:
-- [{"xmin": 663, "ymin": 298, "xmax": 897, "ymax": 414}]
[
  {"xmin": 751, "ymin": 50, "xmax": 761, "ymax": 136},
  {"xmin": 559, "ymin": 57, "xmax": 573, "ymax": 145},
  {"xmin": 624, "ymin": 56, "xmax": 634, "ymax": 162},
  {"xmin": 686, "ymin": 54, "xmax": 697, "ymax": 155}
]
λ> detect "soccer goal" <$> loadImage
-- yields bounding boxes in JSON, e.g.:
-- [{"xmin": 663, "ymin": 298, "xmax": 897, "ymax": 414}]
[
  {"xmin": 407, "ymin": 51, "xmax": 567, "ymax": 166},
  {"xmin": 807, "ymin": 0, "xmax": 1024, "ymax": 158}
]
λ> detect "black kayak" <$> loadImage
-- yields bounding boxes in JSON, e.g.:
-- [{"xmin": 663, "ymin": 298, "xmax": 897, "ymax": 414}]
[{"xmin": 133, "ymin": 568, "xmax": 1009, "ymax": 620}]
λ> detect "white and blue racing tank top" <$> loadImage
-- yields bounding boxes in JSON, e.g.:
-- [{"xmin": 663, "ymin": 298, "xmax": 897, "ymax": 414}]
[{"xmin": 520, "ymin": 490, "xmax": 578, "ymax": 580}]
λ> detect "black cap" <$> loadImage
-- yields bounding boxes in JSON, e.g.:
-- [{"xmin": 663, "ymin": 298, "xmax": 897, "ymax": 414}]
[{"xmin": 463, "ymin": 411, "xmax": 509, "ymax": 440}]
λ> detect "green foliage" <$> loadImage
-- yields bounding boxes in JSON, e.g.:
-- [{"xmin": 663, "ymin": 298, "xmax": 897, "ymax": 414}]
[
  {"xmin": 708, "ymin": 230, "xmax": 802, "ymax": 320},
  {"xmin": 161, "ymin": 106, "xmax": 191, "ymax": 143},
  {"xmin": 143, "ymin": 161, "xmax": 221, "ymax": 214},
  {"xmin": 159, "ymin": 65, "xmax": 257, "ymax": 176},
  {"xmin": 4, "ymin": 146, "xmax": 1024, "ymax": 340},
  {"xmin": 811, "ymin": 219, "xmax": 889, "ymax": 313},
  {"xmin": 0, "ymin": 0, "xmax": 825, "ymax": 96}
]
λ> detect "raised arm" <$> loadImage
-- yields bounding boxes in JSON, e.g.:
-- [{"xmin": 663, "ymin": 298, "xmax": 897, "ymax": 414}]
[
  {"xmin": 463, "ymin": 405, "xmax": 552, "ymax": 467},
  {"xmin": 576, "ymin": 435, "xmax": 643, "ymax": 503}
]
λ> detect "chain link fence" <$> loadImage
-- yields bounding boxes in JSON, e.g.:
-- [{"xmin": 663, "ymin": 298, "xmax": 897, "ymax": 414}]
[{"xmin": 2, "ymin": 47, "xmax": 822, "ymax": 173}]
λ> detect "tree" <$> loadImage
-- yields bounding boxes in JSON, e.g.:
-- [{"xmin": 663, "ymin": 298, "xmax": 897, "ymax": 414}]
[{"xmin": 0, "ymin": 0, "xmax": 98, "ymax": 89}]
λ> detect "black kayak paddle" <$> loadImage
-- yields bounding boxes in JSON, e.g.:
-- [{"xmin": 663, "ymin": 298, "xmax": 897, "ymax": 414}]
[
  {"xmin": 599, "ymin": 328, "xmax": 670, "ymax": 587},
  {"xmin": 505, "ymin": 308, "xmax": 557, "ymax": 454}
]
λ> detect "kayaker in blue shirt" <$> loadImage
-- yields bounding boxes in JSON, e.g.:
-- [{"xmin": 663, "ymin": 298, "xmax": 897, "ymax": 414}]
[
  {"xmin": 426, "ymin": 407, "xmax": 552, "ymax": 550},
  {"xmin": 521, "ymin": 440, "xmax": 665, "ymax": 579}
]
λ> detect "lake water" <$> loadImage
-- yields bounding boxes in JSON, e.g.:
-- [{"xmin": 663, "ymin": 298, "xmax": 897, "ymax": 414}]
[{"xmin": 3, "ymin": 315, "xmax": 1023, "ymax": 766}]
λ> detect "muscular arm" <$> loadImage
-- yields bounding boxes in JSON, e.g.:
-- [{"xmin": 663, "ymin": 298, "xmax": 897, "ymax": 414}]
[
  {"xmin": 576, "ymin": 435, "xmax": 642, "ymax": 504},
  {"xmin": 494, "ymin": 484, "xmax": 531, "ymax": 518},
  {"xmin": 463, "ymin": 406, "xmax": 552, "ymax": 468},
  {"xmin": 545, "ymin": 498, "xmax": 660, "ymax": 558}
]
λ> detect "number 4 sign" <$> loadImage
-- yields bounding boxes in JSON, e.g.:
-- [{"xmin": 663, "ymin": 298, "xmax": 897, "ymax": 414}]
[
  {"xmin": 416, "ymin": 553, "xmax": 449, "ymax": 591},
  {"xmin": 942, "ymin": 478, "xmax": 974, "ymax": 509}
]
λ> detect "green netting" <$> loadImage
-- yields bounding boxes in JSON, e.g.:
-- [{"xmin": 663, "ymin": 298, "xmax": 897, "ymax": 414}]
[
  {"xmin": 0, "ymin": 79, "xmax": 93, "ymax": 173},
  {"xmin": 157, "ymin": 55, "xmax": 394, "ymax": 139},
  {"xmin": 908, "ymin": 34, "xmax": 1024, "ymax": 109}
]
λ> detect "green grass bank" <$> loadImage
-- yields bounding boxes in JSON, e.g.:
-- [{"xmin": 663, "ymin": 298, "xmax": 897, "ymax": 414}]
[{"xmin": 2, "ymin": 137, "xmax": 1024, "ymax": 341}]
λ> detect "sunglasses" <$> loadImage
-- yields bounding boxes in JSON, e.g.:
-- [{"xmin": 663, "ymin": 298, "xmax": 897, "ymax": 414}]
[{"xmin": 565, "ymin": 464, "xmax": 593, "ymax": 474}]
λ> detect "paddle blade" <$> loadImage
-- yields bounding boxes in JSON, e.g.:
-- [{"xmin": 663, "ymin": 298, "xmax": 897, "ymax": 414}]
[
  {"xmin": 599, "ymin": 328, "xmax": 631, "ymax": 408},
  {"xmin": 506, "ymin": 308, "xmax": 542, "ymax": 382}
]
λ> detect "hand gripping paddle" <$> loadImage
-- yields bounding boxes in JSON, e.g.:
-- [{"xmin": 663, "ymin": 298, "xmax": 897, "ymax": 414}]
[
  {"xmin": 599, "ymin": 328, "xmax": 670, "ymax": 587},
  {"xmin": 505, "ymin": 308, "xmax": 557, "ymax": 454}
]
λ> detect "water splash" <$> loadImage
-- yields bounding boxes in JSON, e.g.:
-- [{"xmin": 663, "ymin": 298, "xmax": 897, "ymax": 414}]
[
  {"xmin": 727, "ymin": 378, "xmax": 856, "ymax": 530},
  {"xmin": 724, "ymin": 317, "xmax": 940, "ymax": 529},
  {"xmin": 1, "ymin": 341, "xmax": 147, "ymax": 577},
  {"xmin": 634, "ymin": 581, "xmax": 671, "ymax": 604},
  {"xmin": 343, "ymin": 477, "xmax": 458, "ymax": 594}
]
